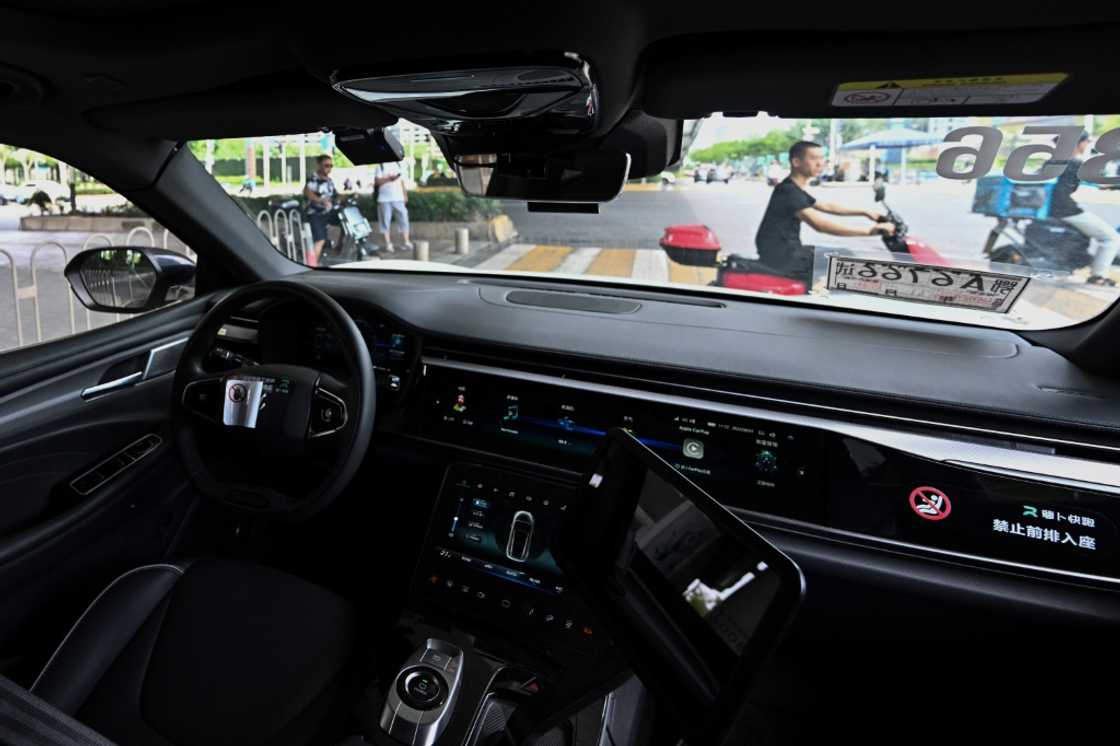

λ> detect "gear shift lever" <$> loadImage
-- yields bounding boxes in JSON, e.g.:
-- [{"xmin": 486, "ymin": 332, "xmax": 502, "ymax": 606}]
[{"xmin": 379, "ymin": 639, "xmax": 464, "ymax": 746}]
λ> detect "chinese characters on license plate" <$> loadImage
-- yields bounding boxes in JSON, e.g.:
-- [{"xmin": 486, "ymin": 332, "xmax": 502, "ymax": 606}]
[{"xmin": 826, "ymin": 257, "xmax": 1030, "ymax": 314}]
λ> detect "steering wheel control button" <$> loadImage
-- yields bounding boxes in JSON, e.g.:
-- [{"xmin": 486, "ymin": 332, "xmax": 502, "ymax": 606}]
[
  {"xmin": 420, "ymin": 649, "xmax": 452, "ymax": 670},
  {"xmin": 182, "ymin": 379, "xmax": 223, "ymax": 421},
  {"xmin": 309, "ymin": 388, "xmax": 348, "ymax": 437},
  {"xmin": 400, "ymin": 669, "xmax": 444, "ymax": 710}
]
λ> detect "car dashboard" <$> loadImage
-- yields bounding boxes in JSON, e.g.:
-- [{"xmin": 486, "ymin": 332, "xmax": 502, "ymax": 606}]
[{"xmin": 204, "ymin": 271, "xmax": 1120, "ymax": 669}]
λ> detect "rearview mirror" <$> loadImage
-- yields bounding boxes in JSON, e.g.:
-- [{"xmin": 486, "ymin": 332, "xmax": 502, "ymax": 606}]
[
  {"xmin": 333, "ymin": 127, "xmax": 405, "ymax": 164},
  {"xmin": 454, "ymin": 151, "xmax": 631, "ymax": 203},
  {"xmin": 65, "ymin": 247, "xmax": 196, "ymax": 313},
  {"xmin": 873, "ymin": 182, "xmax": 886, "ymax": 202}
]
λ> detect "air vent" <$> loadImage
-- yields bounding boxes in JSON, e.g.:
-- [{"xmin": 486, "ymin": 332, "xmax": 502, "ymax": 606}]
[{"xmin": 505, "ymin": 289, "xmax": 640, "ymax": 314}]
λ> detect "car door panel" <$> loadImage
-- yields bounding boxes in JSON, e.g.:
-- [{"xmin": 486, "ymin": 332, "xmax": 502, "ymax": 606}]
[
  {"xmin": 0, "ymin": 298, "xmax": 210, "ymax": 681},
  {"xmin": 0, "ymin": 295, "xmax": 210, "ymax": 402}
]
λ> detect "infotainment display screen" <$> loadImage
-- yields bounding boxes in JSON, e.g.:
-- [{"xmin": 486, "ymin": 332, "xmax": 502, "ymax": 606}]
[
  {"xmin": 409, "ymin": 464, "xmax": 606, "ymax": 651},
  {"xmin": 434, "ymin": 469, "xmax": 568, "ymax": 597},
  {"xmin": 419, "ymin": 362, "xmax": 1120, "ymax": 583},
  {"xmin": 420, "ymin": 362, "xmax": 824, "ymax": 521},
  {"xmin": 556, "ymin": 429, "xmax": 804, "ymax": 746}
]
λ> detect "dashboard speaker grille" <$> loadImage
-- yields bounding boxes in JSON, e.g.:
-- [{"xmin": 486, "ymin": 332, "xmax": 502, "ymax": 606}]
[{"xmin": 505, "ymin": 289, "xmax": 641, "ymax": 314}]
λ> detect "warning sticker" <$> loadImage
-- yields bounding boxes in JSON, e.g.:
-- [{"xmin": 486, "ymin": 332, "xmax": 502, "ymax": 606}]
[
  {"xmin": 826, "ymin": 257, "xmax": 1030, "ymax": 314},
  {"xmin": 909, "ymin": 486, "xmax": 952, "ymax": 522},
  {"xmin": 832, "ymin": 73, "xmax": 1066, "ymax": 107}
]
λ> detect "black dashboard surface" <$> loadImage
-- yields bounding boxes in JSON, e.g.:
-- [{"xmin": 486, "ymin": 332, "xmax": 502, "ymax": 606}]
[
  {"xmin": 296, "ymin": 270, "xmax": 1120, "ymax": 444},
  {"xmin": 255, "ymin": 270, "xmax": 1120, "ymax": 744},
  {"xmin": 219, "ymin": 270, "xmax": 1120, "ymax": 588}
]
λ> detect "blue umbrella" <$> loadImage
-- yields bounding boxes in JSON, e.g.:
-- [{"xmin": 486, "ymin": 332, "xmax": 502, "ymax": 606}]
[{"xmin": 839, "ymin": 128, "xmax": 943, "ymax": 150}]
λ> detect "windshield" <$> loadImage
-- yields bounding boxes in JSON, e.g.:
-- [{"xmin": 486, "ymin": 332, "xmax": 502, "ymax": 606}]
[{"xmin": 199, "ymin": 112, "xmax": 1120, "ymax": 331}]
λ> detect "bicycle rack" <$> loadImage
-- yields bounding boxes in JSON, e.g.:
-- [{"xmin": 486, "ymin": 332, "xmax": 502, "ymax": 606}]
[
  {"xmin": 257, "ymin": 210, "xmax": 276, "ymax": 246},
  {"xmin": 0, "ymin": 248, "xmax": 24, "ymax": 348},
  {"xmin": 29, "ymin": 242, "xmax": 79, "ymax": 342},
  {"xmin": 126, "ymin": 226, "xmax": 156, "ymax": 247},
  {"xmin": 273, "ymin": 209, "xmax": 296, "ymax": 259},
  {"xmin": 81, "ymin": 233, "xmax": 114, "ymax": 251}
]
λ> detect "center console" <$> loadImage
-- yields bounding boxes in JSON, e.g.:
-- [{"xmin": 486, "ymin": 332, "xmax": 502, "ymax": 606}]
[
  {"xmin": 365, "ymin": 463, "xmax": 629, "ymax": 746},
  {"xmin": 379, "ymin": 640, "xmax": 465, "ymax": 746}
]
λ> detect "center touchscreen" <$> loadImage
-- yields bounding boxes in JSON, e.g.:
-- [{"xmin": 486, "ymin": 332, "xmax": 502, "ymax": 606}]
[{"xmin": 410, "ymin": 463, "xmax": 604, "ymax": 651}]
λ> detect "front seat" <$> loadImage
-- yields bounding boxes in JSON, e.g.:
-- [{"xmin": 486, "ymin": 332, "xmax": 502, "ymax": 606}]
[{"xmin": 30, "ymin": 559, "xmax": 357, "ymax": 746}]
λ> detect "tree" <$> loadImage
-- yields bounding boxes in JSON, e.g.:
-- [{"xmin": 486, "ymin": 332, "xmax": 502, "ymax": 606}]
[
  {"xmin": 1095, "ymin": 114, "xmax": 1120, "ymax": 134},
  {"xmin": 0, "ymin": 144, "xmax": 13, "ymax": 183},
  {"xmin": 689, "ymin": 126, "xmax": 801, "ymax": 164},
  {"xmin": 14, "ymin": 148, "xmax": 37, "ymax": 183}
]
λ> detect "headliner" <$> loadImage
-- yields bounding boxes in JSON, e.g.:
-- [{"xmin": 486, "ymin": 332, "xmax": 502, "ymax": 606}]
[{"xmin": 1, "ymin": 2, "xmax": 1118, "ymax": 185}]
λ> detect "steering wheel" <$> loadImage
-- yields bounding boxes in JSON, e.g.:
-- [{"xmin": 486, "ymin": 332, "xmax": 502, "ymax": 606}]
[{"xmin": 172, "ymin": 281, "xmax": 375, "ymax": 521}]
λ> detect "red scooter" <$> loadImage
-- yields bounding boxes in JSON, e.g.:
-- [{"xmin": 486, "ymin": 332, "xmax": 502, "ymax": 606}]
[{"xmin": 659, "ymin": 183, "xmax": 947, "ymax": 295}]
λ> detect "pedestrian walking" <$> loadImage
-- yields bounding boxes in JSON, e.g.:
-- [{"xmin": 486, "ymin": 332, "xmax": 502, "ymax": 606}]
[{"xmin": 373, "ymin": 161, "xmax": 412, "ymax": 253}]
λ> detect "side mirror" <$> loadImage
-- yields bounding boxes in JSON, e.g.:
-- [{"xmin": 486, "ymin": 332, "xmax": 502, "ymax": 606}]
[
  {"xmin": 65, "ymin": 247, "xmax": 196, "ymax": 314},
  {"xmin": 873, "ymin": 183, "xmax": 886, "ymax": 202}
]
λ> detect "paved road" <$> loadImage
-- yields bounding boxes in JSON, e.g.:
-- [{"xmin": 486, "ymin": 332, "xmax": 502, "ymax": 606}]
[{"xmin": 454, "ymin": 181, "xmax": 1120, "ymax": 329}]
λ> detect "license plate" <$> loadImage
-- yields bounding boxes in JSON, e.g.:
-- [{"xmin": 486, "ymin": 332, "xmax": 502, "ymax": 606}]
[{"xmin": 826, "ymin": 257, "xmax": 1029, "ymax": 314}]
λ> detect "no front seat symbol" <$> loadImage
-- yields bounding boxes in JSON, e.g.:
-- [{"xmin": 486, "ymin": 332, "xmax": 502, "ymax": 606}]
[
  {"xmin": 909, "ymin": 486, "xmax": 952, "ymax": 521},
  {"xmin": 228, "ymin": 383, "xmax": 247, "ymax": 403}
]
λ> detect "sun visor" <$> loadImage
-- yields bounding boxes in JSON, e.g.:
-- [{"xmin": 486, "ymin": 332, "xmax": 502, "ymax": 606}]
[
  {"xmin": 88, "ymin": 73, "xmax": 396, "ymax": 139},
  {"xmin": 641, "ymin": 25, "xmax": 1120, "ymax": 119}
]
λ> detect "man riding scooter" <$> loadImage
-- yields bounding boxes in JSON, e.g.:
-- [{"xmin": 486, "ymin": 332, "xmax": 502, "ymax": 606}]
[
  {"xmin": 1049, "ymin": 131, "xmax": 1120, "ymax": 286},
  {"xmin": 755, "ymin": 141, "xmax": 895, "ymax": 283}
]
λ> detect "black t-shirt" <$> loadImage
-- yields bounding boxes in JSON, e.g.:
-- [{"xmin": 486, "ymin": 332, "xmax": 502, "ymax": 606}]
[
  {"xmin": 1048, "ymin": 159, "xmax": 1084, "ymax": 219},
  {"xmin": 755, "ymin": 178, "xmax": 816, "ymax": 265}
]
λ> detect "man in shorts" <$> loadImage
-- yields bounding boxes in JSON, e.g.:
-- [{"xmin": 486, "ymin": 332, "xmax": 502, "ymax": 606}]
[
  {"xmin": 303, "ymin": 154, "xmax": 337, "ymax": 266},
  {"xmin": 373, "ymin": 160, "xmax": 412, "ymax": 253}
]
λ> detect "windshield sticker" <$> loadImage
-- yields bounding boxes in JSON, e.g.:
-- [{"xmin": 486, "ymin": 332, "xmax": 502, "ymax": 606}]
[
  {"xmin": 832, "ymin": 73, "xmax": 1067, "ymax": 108},
  {"xmin": 935, "ymin": 125, "xmax": 1120, "ymax": 185},
  {"xmin": 826, "ymin": 257, "xmax": 1030, "ymax": 314}
]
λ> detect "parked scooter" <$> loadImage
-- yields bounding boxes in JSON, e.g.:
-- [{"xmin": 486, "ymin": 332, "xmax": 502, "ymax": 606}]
[
  {"xmin": 659, "ymin": 183, "xmax": 947, "ymax": 295},
  {"xmin": 317, "ymin": 196, "xmax": 380, "ymax": 266}
]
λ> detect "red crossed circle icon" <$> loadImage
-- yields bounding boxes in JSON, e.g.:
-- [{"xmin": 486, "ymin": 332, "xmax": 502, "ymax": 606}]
[{"xmin": 909, "ymin": 486, "xmax": 952, "ymax": 521}]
